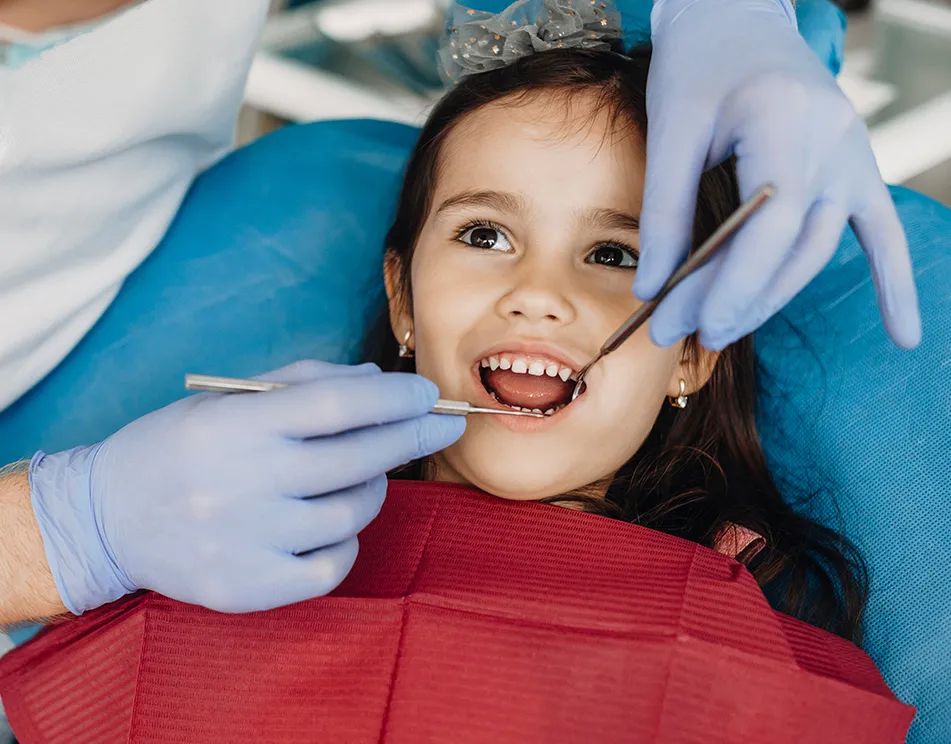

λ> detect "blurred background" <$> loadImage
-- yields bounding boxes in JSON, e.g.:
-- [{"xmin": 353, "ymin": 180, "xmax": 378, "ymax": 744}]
[{"xmin": 237, "ymin": 0, "xmax": 951, "ymax": 206}]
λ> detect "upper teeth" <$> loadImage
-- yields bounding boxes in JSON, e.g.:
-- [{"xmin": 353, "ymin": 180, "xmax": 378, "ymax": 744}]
[{"xmin": 480, "ymin": 355, "xmax": 573, "ymax": 381}]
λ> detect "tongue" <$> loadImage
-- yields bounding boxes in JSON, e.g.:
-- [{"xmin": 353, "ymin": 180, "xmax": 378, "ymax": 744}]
[{"xmin": 483, "ymin": 368, "xmax": 572, "ymax": 410}]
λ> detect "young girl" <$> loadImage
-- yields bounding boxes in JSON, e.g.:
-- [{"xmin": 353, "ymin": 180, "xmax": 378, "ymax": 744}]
[
  {"xmin": 365, "ymin": 38, "xmax": 867, "ymax": 642},
  {"xmin": 0, "ymin": 3, "xmax": 913, "ymax": 741}
]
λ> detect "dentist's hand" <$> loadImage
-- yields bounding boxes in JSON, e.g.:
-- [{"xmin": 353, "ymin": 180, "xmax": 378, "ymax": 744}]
[
  {"xmin": 638, "ymin": 0, "xmax": 921, "ymax": 351},
  {"xmin": 28, "ymin": 361, "xmax": 464, "ymax": 615}
]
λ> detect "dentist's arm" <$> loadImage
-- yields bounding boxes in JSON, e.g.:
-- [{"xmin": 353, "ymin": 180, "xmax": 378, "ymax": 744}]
[
  {"xmin": 0, "ymin": 0, "xmax": 138, "ymax": 31},
  {"xmin": 638, "ymin": 0, "xmax": 920, "ymax": 352},
  {"xmin": 0, "ymin": 467, "xmax": 66, "ymax": 627}
]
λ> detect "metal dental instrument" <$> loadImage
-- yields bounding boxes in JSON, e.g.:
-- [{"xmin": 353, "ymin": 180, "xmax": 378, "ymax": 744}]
[
  {"xmin": 570, "ymin": 183, "xmax": 777, "ymax": 401},
  {"xmin": 184, "ymin": 374, "xmax": 545, "ymax": 418}
]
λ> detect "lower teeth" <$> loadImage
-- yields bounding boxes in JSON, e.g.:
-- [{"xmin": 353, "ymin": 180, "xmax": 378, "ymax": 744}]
[
  {"xmin": 497, "ymin": 400, "xmax": 565, "ymax": 416},
  {"xmin": 485, "ymin": 383, "xmax": 567, "ymax": 417}
]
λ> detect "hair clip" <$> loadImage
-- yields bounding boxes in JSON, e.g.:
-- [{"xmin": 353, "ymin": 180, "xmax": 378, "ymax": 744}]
[{"xmin": 438, "ymin": 0, "xmax": 623, "ymax": 83}]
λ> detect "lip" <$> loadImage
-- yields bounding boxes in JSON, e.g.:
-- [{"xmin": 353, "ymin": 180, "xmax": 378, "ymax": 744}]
[{"xmin": 467, "ymin": 339, "xmax": 591, "ymax": 432}]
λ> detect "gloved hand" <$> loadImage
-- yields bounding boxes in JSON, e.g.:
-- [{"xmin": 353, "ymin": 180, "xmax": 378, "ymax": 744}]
[
  {"xmin": 28, "ymin": 361, "xmax": 464, "ymax": 615},
  {"xmin": 637, "ymin": 0, "xmax": 921, "ymax": 351}
]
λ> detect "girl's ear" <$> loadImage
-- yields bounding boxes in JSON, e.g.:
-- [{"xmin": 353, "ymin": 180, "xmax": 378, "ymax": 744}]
[
  {"xmin": 668, "ymin": 338, "xmax": 720, "ymax": 399},
  {"xmin": 383, "ymin": 250, "xmax": 413, "ymax": 343}
]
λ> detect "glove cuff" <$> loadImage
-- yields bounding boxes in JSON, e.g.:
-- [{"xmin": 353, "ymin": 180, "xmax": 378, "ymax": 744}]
[{"xmin": 29, "ymin": 447, "xmax": 136, "ymax": 615}]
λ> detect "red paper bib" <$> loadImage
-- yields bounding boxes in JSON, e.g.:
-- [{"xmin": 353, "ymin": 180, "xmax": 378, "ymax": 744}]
[{"xmin": 0, "ymin": 481, "xmax": 914, "ymax": 743}]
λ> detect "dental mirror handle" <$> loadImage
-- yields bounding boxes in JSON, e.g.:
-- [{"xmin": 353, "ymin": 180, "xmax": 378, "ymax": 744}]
[
  {"xmin": 183, "ymin": 375, "xmax": 544, "ymax": 418},
  {"xmin": 602, "ymin": 183, "xmax": 776, "ymax": 355},
  {"xmin": 429, "ymin": 400, "xmax": 543, "ymax": 417}
]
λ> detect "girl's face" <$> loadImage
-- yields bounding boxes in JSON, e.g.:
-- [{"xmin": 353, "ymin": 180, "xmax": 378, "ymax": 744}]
[{"xmin": 386, "ymin": 91, "xmax": 714, "ymax": 500}]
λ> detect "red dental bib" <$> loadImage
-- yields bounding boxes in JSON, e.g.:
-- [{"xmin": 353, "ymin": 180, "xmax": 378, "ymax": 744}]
[{"xmin": 0, "ymin": 481, "xmax": 913, "ymax": 743}]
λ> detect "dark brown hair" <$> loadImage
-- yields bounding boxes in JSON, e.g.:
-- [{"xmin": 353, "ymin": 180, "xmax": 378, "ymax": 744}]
[{"xmin": 363, "ymin": 45, "xmax": 868, "ymax": 643}]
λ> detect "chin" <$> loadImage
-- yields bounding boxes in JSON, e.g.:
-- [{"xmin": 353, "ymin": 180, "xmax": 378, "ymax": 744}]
[{"xmin": 442, "ymin": 441, "xmax": 597, "ymax": 502}]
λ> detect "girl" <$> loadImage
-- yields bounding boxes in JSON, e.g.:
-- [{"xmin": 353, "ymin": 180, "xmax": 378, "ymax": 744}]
[{"xmin": 365, "ymin": 38, "xmax": 867, "ymax": 642}]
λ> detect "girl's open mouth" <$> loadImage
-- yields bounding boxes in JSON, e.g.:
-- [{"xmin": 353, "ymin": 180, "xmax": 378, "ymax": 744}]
[{"xmin": 476, "ymin": 353, "xmax": 583, "ymax": 416}]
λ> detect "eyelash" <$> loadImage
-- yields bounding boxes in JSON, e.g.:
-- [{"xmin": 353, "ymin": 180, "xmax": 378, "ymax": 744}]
[
  {"xmin": 454, "ymin": 219, "xmax": 639, "ymax": 266},
  {"xmin": 454, "ymin": 219, "xmax": 508, "ymax": 243}
]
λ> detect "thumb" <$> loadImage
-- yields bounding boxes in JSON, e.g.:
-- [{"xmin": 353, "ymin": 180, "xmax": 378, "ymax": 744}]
[
  {"xmin": 636, "ymin": 99, "xmax": 712, "ymax": 301},
  {"xmin": 255, "ymin": 360, "xmax": 382, "ymax": 386}
]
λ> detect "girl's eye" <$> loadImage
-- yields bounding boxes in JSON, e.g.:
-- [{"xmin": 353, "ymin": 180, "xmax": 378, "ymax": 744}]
[
  {"xmin": 457, "ymin": 223, "xmax": 513, "ymax": 253},
  {"xmin": 586, "ymin": 244, "xmax": 638, "ymax": 269}
]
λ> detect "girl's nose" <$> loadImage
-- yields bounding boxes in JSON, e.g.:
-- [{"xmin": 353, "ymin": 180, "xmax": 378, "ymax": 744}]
[{"xmin": 495, "ymin": 261, "xmax": 577, "ymax": 326}]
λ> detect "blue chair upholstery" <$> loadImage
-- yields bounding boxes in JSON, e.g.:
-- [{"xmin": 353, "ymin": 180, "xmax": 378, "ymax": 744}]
[{"xmin": 756, "ymin": 187, "xmax": 951, "ymax": 744}]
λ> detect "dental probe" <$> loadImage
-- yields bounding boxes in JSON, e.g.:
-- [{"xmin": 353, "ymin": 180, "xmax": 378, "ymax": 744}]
[
  {"xmin": 570, "ymin": 183, "xmax": 777, "ymax": 401},
  {"xmin": 184, "ymin": 374, "xmax": 545, "ymax": 418}
]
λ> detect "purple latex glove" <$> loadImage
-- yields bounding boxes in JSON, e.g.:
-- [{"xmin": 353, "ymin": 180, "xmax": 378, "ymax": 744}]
[
  {"xmin": 638, "ymin": 0, "xmax": 921, "ymax": 350},
  {"xmin": 29, "ymin": 361, "xmax": 464, "ymax": 615}
]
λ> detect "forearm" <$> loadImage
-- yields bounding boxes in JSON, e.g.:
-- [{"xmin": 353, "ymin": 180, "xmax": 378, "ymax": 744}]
[
  {"xmin": 0, "ymin": 462, "xmax": 66, "ymax": 628},
  {"xmin": 0, "ymin": 0, "xmax": 137, "ymax": 32}
]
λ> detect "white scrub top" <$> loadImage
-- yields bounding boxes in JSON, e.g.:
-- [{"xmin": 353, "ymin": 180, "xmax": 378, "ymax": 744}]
[{"xmin": 0, "ymin": 0, "xmax": 270, "ymax": 414}]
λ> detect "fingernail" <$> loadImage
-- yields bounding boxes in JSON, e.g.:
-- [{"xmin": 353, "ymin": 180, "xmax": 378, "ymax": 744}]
[
  {"xmin": 413, "ymin": 375, "xmax": 441, "ymax": 405},
  {"xmin": 652, "ymin": 330, "xmax": 688, "ymax": 348},
  {"xmin": 633, "ymin": 278, "xmax": 659, "ymax": 302}
]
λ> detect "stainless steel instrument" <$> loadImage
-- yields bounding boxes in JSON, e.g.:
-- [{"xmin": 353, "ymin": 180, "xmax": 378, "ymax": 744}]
[{"xmin": 184, "ymin": 374, "xmax": 545, "ymax": 418}]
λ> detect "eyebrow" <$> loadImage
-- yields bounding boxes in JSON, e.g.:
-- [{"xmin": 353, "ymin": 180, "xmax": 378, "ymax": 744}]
[
  {"xmin": 434, "ymin": 189, "xmax": 640, "ymax": 232},
  {"xmin": 435, "ymin": 189, "xmax": 529, "ymax": 217},
  {"xmin": 580, "ymin": 207, "xmax": 640, "ymax": 232}
]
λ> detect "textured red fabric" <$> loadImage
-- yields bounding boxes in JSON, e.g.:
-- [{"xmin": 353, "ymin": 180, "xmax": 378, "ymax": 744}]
[{"xmin": 0, "ymin": 481, "xmax": 914, "ymax": 743}]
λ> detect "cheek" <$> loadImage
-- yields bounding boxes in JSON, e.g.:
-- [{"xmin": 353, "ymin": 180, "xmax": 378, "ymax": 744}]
[
  {"xmin": 408, "ymin": 246, "xmax": 490, "ymax": 384},
  {"xmin": 576, "ymin": 336, "xmax": 679, "ymax": 467},
  {"xmin": 599, "ymin": 337, "xmax": 680, "ymax": 424}
]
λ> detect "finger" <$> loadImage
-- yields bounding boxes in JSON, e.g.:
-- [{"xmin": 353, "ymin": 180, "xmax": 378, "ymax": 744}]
[
  {"xmin": 699, "ymin": 88, "xmax": 814, "ymax": 346},
  {"xmin": 280, "ymin": 414, "xmax": 465, "ymax": 497},
  {"xmin": 698, "ymin": 189, "xmax": 806, "ymax": 348},
  {"xmin": 276, "ymin": 475, "xmax": 388, "ymax": 555},
  {"xmin": 239, "ymin": 372, "xmax": 442, "ymax": 439},
  {"xmin": 702, "ymin": 199, "xmax": 848, "ymax": 348},
  {"xmin": 255, "ymin": 359, "xmax": 381, "ymax": 385},
  {"xmin": 850, "ymin": 177, "xmax": 922, "ymax": 349},
  {"xmin": 636, "ymin": 104, "xmax": 713, "ymax": 301},
  {"xmin": 241, "ymin": 537, "xmax": 361, "ymax": 612},
  {"xmin": 281, "ymin": 536, "xmax": 361, "ymax": 603},
  {"xmin": 644, "ymin": 257, "xmax": 720, "ymax": 347}
]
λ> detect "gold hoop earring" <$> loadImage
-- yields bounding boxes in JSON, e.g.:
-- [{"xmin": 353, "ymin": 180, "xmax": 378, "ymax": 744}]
[
  {"xmin": 669, "ymin": 378, "xmax": 688, "ymax": 409},
  {"xmin": 398, "ymin": 330, "xmax": 414, "ymax": 359}
]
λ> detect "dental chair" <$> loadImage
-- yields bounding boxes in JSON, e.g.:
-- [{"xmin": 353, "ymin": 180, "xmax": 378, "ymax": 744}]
[{"xmin": 0, "ymin": 1, "xmax": 947, "ymax": 742}]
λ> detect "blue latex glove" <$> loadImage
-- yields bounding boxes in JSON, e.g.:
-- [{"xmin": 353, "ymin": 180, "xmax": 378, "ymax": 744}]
[
  {"xmin": 637, "ymin": 0, "xmax": 921, "ymax": 351},
  {"xmin": 28, "ymin": 361, "xmax": 464, "ymax": 615}
]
